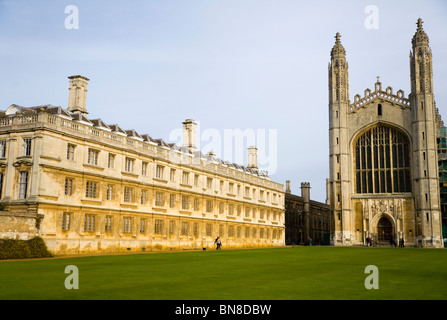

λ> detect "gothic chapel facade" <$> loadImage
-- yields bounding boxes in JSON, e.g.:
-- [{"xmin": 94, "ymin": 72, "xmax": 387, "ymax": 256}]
[{"xmin": 328, "ymin": 19, "xmax": 443, "ymax": 247}]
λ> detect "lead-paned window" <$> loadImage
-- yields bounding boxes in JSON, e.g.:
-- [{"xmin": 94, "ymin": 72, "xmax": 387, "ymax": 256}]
[{"xmin": 355, "ymin": 125, "xmax": 411, "ymax": 194}]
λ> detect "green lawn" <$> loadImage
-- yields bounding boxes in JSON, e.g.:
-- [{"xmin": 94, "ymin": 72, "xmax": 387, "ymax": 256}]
[{"xmin": 0, "ymin": 246, "xmax": 446, "ymax": 300}]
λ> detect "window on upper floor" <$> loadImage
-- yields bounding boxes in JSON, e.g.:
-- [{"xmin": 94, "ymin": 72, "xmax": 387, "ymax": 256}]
[
  {"xmin": 22, "ymin": 138, "xmax": 32, "ymax": 156},
  {"xmin": 142, "ymin": 162, "xmax": 148, "ymax": 176},
  {"xmin": 62, "ymin": 212, "xmax": 72, "ymax": 231},
  {"xmin": 123, "ymin": 187, "xmax": 134, "ymax": 203},
  {"xmin": 354, "ymin": 125, "xmax": 411, "ymax": 194},
  {"xmin": 64, "ymin": 178, "xmax": 73, "ymax": 196},
  {"xmin": 207, "ymin": 177, "xmax": 213, "ymax": 189},
  {"xmin": 87, "ymin": 149, "xmax": 99, "ymax": 165},
  {"xmin": 182, "ymin": 171, "xmax": 189, "ymax": 185},
  {"xmin": 18, "ymin": 171, "xmax": 29, "ymax": 199},
  {"xmin": 85, "ymin": 181, "xmax": 98, "ymax": 198},
  {"xmin": 155, "ymin": 192, "xmax": 164, "ymax": 206},
  {"xmin": 156, "ymin": 165, "xmax": 164, "ymax": 179},
  {"xmin": 170, "ymin": 168, "xmax": 176, "ymax": 182},
  {"xmin": 108, "ymin": 153, "xmax": 115, "ymax": 169},
  {"xmin": 124, "ymin": 157, "xmax": 135, "ymax": 173},
  {"xmin": 67, "ymin": 144, "xmax": 75, "ymax": 160},
  {"xmin": 0, "ymin": 141, "xmax": 6, "ymax": 158},
  {"xmin": 84, "ymin": 214, "xmax": 96, "ymax": 232}
]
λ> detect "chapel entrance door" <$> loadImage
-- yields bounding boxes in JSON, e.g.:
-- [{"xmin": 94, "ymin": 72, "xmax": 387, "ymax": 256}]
[{"xmin": 377, "ymin": 217, "xmax": 393, "ymax": 243}]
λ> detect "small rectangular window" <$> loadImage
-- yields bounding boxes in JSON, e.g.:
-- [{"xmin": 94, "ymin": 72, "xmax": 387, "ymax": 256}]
[
  {"xmin": 64, "ymin": 178, "xmax": 73, "ymax": 196},
  {"xmin": 62, "ymin": 213, "xmax": 71, "ymax": 231},
  {"xmin": 123, "ymin": 187, "xmax": 133, "ymax": 203},
  {"xmin": 140, "ymin": 218, "xmax": 146, "ymax": 233},
  {"xmin": 142, "ymin": 162, "xmax": 148, "ymax": 176},
  {"xmin": 169, "ymin": 194, "xmax": 175, "ymax": 208},
  {"xmin": 194, "ymin": 174, "xmax": 199, "ymax": 187},
  {"xmin": 207, "ymin": 177, "xmax": 213, "ymax": 189},
  {"xmin": 124, "ymin": 157, "xmax": 135, "ymax": 172},
  {"xmin": 108, "ymin": 154, "xmax": 115, "ymax": 168},
  {"xmin": 206, "ymin": 200, "xmax": 213, "ymax": 213},
  {"xmin": 140, "ymin": 190, "xmax": 147, "ymax": 204},
  {"xmin": 0, "ymin": 173, "xmax": 3, "ymax": 199},
  {"xmin": 154, "ymin": 219, "xmax": 163, "ymax": 234},
  {"xmin": 156, "ymin": 165, "xmax": 164, "ymax": 179},
  {"xmin": 22, "ymin": 138, "xmax": 32, "ymax": 156},
  {"xmin": 88, "ymin": 149, "xmax": 99, "ymax": 165},
  {"xmin": 0, "ymin": 141, "xmax": 6, "ymax": 158},
  {"xmin": 84, "ymin": 214, "xmax": 96, "ymax": 232},
  {"xmin": 181, "ymin": 222, "xmax": 189, "ymax": 235},
  {"xmin": 155, "ymin": 192, "xmax": 164, "ymax": 206},
  {"xmin": 206, "ymin": 223, "xmax": 212, "ymax": 236},
  {"xmin": 67, "ymin": 144, "xmax": 75, "ymax": 160},
  {"xmin": 182, "ymin": 171, "xmax": 189, "ymax": 185},
  {"xmin": 85, "ymin": 181, "xmax": 98, "ymax": 198},
  {"xmin": 18, "ymin": 171, "xmax": 29, "ymax": 199},
  {"xmin": 182, "ymin": 196, "xmax": 189, "ymax": 210},
  {"xmin": 106, "ymin": 185, "xmax": 113, "ymax": 200},
  {"xmin": 105, "ymin": 216, "xmax": 113, "ymax": 232},
  {"xmin": 122, "ymin": 217, "xmax": 132, "ymax": 233},
  {"xmin": 194, "ymin": 198, "xmax": 199, "ymax": 211},
  {"xmin": 169, "ymin": 220, "xmax": 175, "ymax": 235}
]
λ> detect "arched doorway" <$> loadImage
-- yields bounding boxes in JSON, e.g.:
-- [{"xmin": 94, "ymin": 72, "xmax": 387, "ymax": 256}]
[{"xmin": 377, "ymin": 217, "xmax": 393, "ymax": 243}]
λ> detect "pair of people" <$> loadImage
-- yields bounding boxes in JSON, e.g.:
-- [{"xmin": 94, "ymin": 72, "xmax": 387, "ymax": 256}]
[{"xmin": 215, "ymin": 236, "xmax": 222, "ymax": 250}]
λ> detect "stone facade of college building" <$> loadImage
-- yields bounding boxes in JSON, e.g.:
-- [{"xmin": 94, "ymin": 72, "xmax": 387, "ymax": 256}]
[
  {"xmin": 0, "ymin": 75, "xmax": 285, "ymax": 255},
  {"xmin": 284, "ymin": 181, "xmax": 331, "ymax": 246},
  {"xmin": 327, "ymin": 19, "xmax": 444, "ymax": 247}
]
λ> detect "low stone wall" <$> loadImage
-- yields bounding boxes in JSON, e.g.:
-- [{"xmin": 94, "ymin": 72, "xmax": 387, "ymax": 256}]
[{"xmin": 0, "ymin": 211, "xmax": 39, "ymax": 240}]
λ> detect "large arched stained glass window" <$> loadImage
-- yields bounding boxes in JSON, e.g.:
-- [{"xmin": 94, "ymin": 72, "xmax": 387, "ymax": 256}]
[{"xmin": 355, "ymin": 125, "xmax": 411, "ymax": 194}]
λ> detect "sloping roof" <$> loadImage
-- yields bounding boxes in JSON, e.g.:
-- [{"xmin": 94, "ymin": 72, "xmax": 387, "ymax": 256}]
[
  {"xmin": 0, "ymin": 104, "xmax": 270, "ymax": 178},
  {"xmin": 91, "ymin": 118, "xmax": 111, "ymax": 130}
]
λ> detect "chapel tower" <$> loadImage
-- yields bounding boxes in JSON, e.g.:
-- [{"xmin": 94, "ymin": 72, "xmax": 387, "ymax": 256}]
[
  {"xmin": 328, "ymin": 33, "xmax": 352, "ymax": 245},
  {"xmin": 327, "ymin": 20, "xmax": 443, "ymax": 248},
  {"xmin": 409, "ymin": 19, "xmax": 442, "ymax": 247}
]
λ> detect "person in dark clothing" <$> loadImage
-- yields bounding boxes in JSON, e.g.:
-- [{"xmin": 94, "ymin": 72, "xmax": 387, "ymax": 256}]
[{"xmin": 215, "ymin": 236, "xmax": 222, "ymax": 250}]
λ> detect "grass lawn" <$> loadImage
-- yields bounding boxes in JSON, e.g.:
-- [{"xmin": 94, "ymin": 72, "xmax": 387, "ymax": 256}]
[{"xmin": 0, "ymin": 246, "xmax": 446, "ymax": 300}]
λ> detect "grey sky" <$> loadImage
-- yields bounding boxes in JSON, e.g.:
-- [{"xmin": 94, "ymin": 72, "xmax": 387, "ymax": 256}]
[{"xmin": 1, "ymin": 0, "xmax": 446, "ymax": 202}]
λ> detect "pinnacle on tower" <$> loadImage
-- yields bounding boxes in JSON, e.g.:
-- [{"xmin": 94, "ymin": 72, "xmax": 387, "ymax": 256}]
[
  {"xmin": 412, "ymin": 18, "xmax": 429, "ymax": 47},
  {"xmin": 331, "ymin": 32, "xmax": 346, "ymax": 59}
]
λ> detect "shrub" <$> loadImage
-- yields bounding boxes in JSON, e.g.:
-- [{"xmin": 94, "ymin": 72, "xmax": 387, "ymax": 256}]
[{"xmin": 0, "ymin": 237, "xmax": 53, "ymax": 260}]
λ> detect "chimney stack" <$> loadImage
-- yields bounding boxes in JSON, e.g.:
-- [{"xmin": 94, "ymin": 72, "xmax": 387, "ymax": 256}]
[
  {"xmin": 300, "ymin": 182, "xmax": 311, "ymax": 203},
  {"xmin": 247, "ymin": 145, "xmax": 258, "ymax": 169},
  {"xmin": 182, "ymin": 119, "xmax": 197, "ymax": 153},
  {"xmin": 285, "ymin": 180, "xmax": 291, "ymax": 194},
  {"xmin": 301, "ymin": 182, "xmax": 311, "ymax": 241},
  {"xmin": 68, "ymin": 75, "xmax": 89, "ymax": 115}
]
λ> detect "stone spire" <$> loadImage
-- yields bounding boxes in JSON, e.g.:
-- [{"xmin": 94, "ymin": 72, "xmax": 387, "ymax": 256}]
[
  {"xmin": 331, "ymin": 32, "xmax": 346, "ymax": 59},
  {"xmin": 329, "ymin": 32, "xmax": 349, "ymax": 103},
  {"xmin": 412, "ymin": 18, "xmax": 429, "ymax": 48}
]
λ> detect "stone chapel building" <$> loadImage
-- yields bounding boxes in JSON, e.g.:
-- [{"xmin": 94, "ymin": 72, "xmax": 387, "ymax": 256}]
[{"xmin": 327, "ymin": 19, "xmax": 444, "ymax": 247}]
